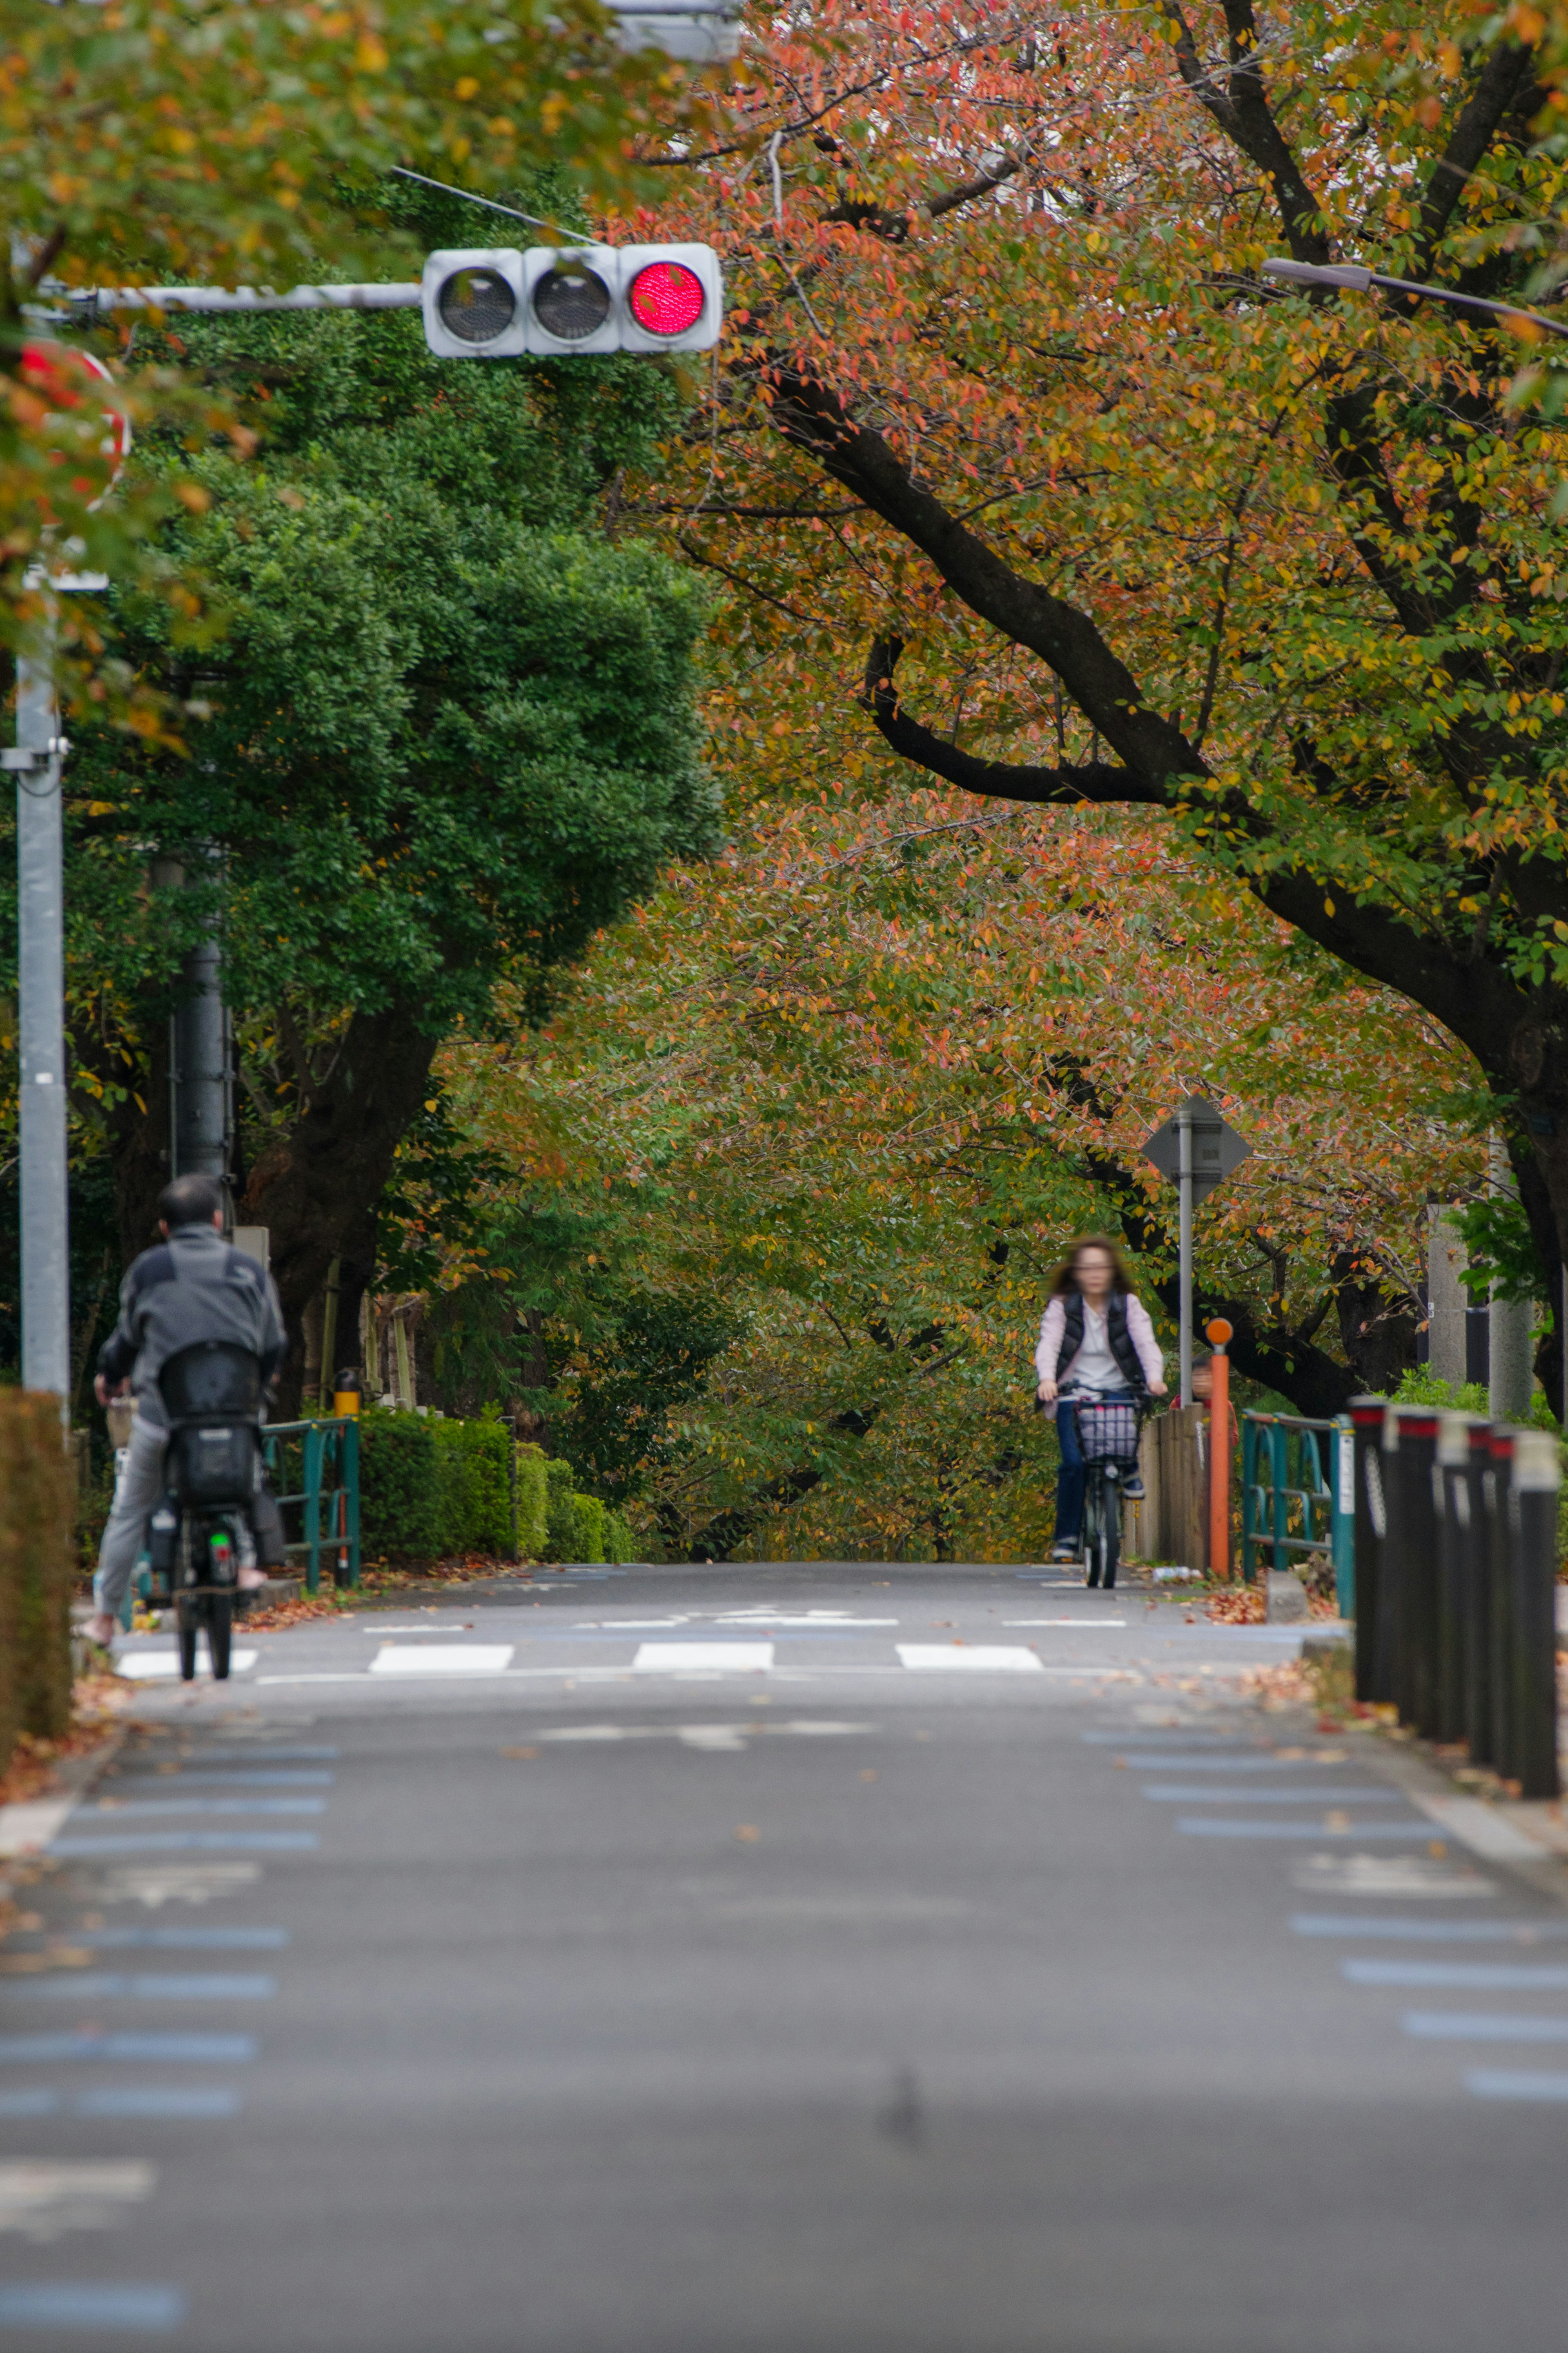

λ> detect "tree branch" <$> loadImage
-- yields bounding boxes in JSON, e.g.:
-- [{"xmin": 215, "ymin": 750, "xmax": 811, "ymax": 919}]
[{"xmin": 1416, "ymin": 38, "xmax": 1540, "ymax": 282}]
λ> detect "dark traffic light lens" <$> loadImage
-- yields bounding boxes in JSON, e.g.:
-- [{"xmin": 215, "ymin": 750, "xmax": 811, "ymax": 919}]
[
  {"xmin": 532, "ymin": 265, "xmax": 612, "ymax": 343},
  {"xmin": 628, "ymin": 261, "xmax": 706, "ymax": 337},
  {"xmin": 437, "ymin": 268, "xmax": 516, "ymax": 345}
]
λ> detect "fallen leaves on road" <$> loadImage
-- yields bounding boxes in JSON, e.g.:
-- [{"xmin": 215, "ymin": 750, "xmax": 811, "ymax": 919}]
[
  {"xmin": 734, "ymin": 1825, "xmax": 760, "ymax": 1842},
  {"xmin": 501, "ymin": 1747, "xmax": 540, "ymax": 1760}
]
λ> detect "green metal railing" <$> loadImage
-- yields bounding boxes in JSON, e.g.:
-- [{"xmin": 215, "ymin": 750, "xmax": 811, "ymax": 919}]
[
  {"xmin": 261, "ymin": 1415, "xmax": 360, "ymax": 1592},
  {"xmin": 1241, "ymin": 1410, "xmax": 1355, "ymax": 1616}
]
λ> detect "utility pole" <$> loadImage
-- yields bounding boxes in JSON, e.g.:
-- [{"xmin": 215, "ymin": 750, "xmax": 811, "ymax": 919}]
[
  {"xmin": 6, "ymin": 596, "xmax": 70, "ymax": 1400},
  {"xmin": 163, "ymin": 848, "xmax": 231, "ymax": 1198}
]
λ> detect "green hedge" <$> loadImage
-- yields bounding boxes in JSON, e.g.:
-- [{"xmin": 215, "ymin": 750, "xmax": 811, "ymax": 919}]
[
  {"xmin": 360, "ymin": 1418, "xmax": 643, "ymax": 1564},
  {"xmin": 0, "ymin": 1390, "xmax": 76, "ymax": 1764},
  {"xmin": 359, "ymin": 1410, "xmax": 511, "ymax": 1563}
]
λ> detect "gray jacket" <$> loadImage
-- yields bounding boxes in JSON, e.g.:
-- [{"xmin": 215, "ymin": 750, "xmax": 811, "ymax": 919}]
[{"xmin": 98, "ymin": 1225, "xmax": 287, "ymax": 1433}]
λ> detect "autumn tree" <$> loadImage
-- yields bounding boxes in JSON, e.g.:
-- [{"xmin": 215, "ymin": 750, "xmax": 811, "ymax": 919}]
[{"xmin": 617, "ymin": 0, "xmax": 1568, "ymax": 1406}]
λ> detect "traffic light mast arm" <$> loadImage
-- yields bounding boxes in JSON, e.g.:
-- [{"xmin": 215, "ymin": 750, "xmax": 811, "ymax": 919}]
[{"xmin": 62, "ymin": 283, "xmax": 422, "ymax": 318}]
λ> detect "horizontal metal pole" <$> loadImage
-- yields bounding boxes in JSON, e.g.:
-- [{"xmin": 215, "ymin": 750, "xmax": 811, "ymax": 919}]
[{"xmin": 66, "ymin": 283, "xmax": 422, "ymax": 317}]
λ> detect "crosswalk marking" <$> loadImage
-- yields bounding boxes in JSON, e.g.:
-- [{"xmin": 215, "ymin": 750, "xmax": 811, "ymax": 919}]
[
  {"xmin": 114, "ymin": 1651, "xmax": 257, "ymax": 1679},
  {"xmin": 1143, "ymin": 1784, "xmax": 1393, "ymax": 1804},
  {"xmin": 632, "ymin": 1643, "xmax": 775, "ymax": 1673},
  {"xmin": 895, "ymin": 1645, "xmax": 1043, "ymax": 1673},
  {"xmin": 0, "ymin": 2089, "xmax": 240, "ymax": 2120},
  {"xmin": 369, "ymin": 1644, "xmax": 514, "ymax": 1676}
]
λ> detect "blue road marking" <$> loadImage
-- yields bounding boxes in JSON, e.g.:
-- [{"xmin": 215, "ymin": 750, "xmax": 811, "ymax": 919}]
[
  {"xmin": 1143, "ymin": 1785, "xmax": 1394, "ymax": 1804},
  {"xmin": 1403, "ymin": 2011, "xmax": 1568, "ymax": 2041},
  {"xmin": 1177, "ymin": 1820, "xmax": 1434, "ymax": 1839},
  {"xmin": 0, "ymin": 2285, "xmax": 186, "ymax": 2331},
  {"xmin": 175, "ymin": 1746, "xmax": 338, "ymax": 1762},
  {"xmin": 0, "ymin": 2089, "xmax": 59, "ymax": 2116},
  {"xmin": 1081, "ymin": 1733, "xmax": 1255, "ymax": 1748},
  {"xmin": 75, "ymin": 1796, "xmax": 326, "ymax": 1817},
  {"xmin": 1, "ymin": 1973, "xmax": 274, "ymax": 2001},
  {"xmin": 1467, "ymin": 2068, "xmax": 1568, "ymax": 2100},
  {"xmin": 1123, "ymin": 1753, "xmax": 1358, "ymax": 1771},
  {"xmin": 1291, "ymin": 1914, "xmax": 1568, "ymax": 1942},
  {"xmin": 1344, "ymin": 1958, "xmax": 1568, "ymax": 1989},
  {"xmin": 40, "ymin": 1927, "xmax": 288, "ymax": 1952},
  {"xmin": 107, "ymin": 1771, "xmax": 335, "ymax": 1789},
  {"xmin": 0, "ymin": 2032, "xmax": 256, "ymax": 2063},
  {"xmin": 50, "ymin": 1832, "xmax": 319, "ymax": 1857},
  {"xmin": 77, "ymin": 2087, "xmax": 242, "ymax": 2118}
]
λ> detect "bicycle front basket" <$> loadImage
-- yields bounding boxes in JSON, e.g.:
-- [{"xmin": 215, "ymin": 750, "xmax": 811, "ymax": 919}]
[{"xmin": 1075, "ymin": 1398, "xmax": 1140, "ymax": 1464}]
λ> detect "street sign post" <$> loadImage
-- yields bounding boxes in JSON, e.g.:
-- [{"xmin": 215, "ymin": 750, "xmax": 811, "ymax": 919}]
[{"xmin": 1140, "ymin": 1096, "xmax": 1252, "ymax": 1406}]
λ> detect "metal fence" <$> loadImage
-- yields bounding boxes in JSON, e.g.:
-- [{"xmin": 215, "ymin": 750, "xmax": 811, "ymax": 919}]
[
  {"xmin": 1241, "ymin": 1411, "xmax": 1355, "ymax": 1615},
  {"xmin": 260, "ymin": 1415, "xmax": 359, "ymax": 1593},
  {"xmin": 1347, "ymin": 1400, "xmax": 1559, "ymax": 1800}
]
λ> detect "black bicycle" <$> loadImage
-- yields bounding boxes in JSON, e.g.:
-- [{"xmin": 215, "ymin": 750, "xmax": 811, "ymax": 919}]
[{"xmin": 1062, "ymin": 1390, "xmax": 1148, "ymax": 1590}]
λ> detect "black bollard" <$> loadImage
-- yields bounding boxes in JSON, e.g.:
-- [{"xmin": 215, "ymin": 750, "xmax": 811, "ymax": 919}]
[
  {"xmin": 1508, "ymin": 1429, "xmax": 1561, "ymax": 1801},
  {"xmin": 1350, "ymin": 1398, "xmax": 1388, "ymax": 1706},
  {"xmin": 1393, "ymin": 1405, "xmax": 1441, "ymax": 1735},
  {"xmin": 1433, "ymin": 1413, "xmax": 1474, "ymax": 1746},
  {"xmin": 1465, "ymin": 1420, "xmax": 1496, "ymax": 1766}
]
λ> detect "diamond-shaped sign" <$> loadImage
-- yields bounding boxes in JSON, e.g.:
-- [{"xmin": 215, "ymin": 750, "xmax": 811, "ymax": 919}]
[{"xmin": 1140, "ymin": 1094, "xmax": 1252, "ymax": 1204}]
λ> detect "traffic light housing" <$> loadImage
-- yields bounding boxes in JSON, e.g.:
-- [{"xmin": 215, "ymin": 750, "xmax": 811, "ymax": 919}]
[{"xmin": 421, "ymin": 245, "xmax": 722, "ymax": 358}]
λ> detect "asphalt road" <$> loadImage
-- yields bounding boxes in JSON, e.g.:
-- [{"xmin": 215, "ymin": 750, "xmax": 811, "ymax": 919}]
[{"xmin": 4, "ymin": 1559, "xmax": 1568, "ymax": 2351}]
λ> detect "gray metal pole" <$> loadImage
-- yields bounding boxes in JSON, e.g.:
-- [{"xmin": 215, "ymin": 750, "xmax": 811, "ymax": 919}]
[
  {"xmin": 1177, "ymin": 1098, "xmax": 1193, "ymax": 1406},
  {"xmin": 172, "ymin": 867, "xmax": 228, "ymax": 1185},
  {"xmin": 9, "ymin": 617, "xmax": 69, "ymax": 1400}
]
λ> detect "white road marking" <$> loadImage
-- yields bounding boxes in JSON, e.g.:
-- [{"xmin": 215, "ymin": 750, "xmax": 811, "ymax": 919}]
[
  {"xmin": 114, "ymin": 1651, "xmax": 257, "ymax": 1680},
  {"xmin": 1413, "ymin": 1795, "xmax": 1549, "ymax": 1861},
  {"xmin": 0, "ymin": 2162, "xmax": 156, "ymax": 2240},
  {"xmin": 535, "ymin": 1720, "xmax": 871, "ymax": 1751},
  {"xmin": 1345, "ymin": 1958, "xmax": 1568, "ymax": 1990},
  {"xmin": 369, "ymin": 1646, "xmax": 515, "ymax": 1676},
  {"xmin": 1403, "ymin": 2012, "xmax": 1568, "ymax": 2041},
  {"xmin": 1004, "ymin": 1619, "xmax": 1126, "ymax": 1627},
  {"xmin": 1292, "ymin": 1855, "xmax": 1499, "ymax": 1898},
  {"xmin": 82, "ymin": 1864, "xmax": 262, "ymax": 1909},
  {"xmin": 633, "ymin": 1643, "xmax": 775, "ymax": 1674},
  {"xmin": 895, "ymin": 1645, "xmax": 1044, "ymax": 1673}
]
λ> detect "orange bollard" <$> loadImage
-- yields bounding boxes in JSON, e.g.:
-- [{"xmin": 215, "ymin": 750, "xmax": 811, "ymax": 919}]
[{"xmin": 1205, "ymin": 1317, "xmax": 1233, "ymax": 1581}]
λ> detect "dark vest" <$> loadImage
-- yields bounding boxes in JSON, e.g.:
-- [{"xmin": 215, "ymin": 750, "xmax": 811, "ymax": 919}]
[{"xmin": 1059, "ymin": 1290, "xmax": 1146, "ymax": 1393}]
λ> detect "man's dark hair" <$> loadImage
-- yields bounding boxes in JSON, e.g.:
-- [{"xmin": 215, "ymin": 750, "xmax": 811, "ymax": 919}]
[{"xmin": 157, "ymin": 1173, "xmax": 225, "ymax": 1230}]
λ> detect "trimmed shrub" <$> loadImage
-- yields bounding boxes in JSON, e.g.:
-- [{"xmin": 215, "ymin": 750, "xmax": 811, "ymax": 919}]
[
  {"xmin": 359, "ymin": 1409, "xmax": 511, "ymax": 1563},
  {"xmin": 543, "ymin": 1457, "xmax": 577, "ymax": 1561},
  {"xmin": 514, "ymin": 1446, "xmax": 549, "ymax": 1558},
  {"xmin": 570, "ymin": 1494, "xmax": 607, "ymax": 1565},
  {"xmin": 604, "ymin": 1510, "xmax": 639, "ymax": 1564},
  {"xmin": 0, "ymin": 1392, "xmax": 76, "ymax": 1757}
]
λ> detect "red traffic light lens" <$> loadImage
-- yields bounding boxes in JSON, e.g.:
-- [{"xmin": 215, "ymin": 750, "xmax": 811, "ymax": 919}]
[{"xmin": 628, "ymin": 261, "xmax": 706, "ymax": 337}]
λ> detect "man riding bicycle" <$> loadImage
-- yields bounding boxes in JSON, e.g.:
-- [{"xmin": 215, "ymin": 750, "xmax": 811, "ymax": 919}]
[
  {"xmin": 1036, "ymin": 1236, "xmax": 1167, "ymax": 1565},
  {"xmin": 85, "ymin": 1173, "xmax": 290, "ymax": 1648}
]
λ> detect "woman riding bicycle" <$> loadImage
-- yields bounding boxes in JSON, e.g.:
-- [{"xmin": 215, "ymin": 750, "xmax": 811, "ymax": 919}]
[{"xmin": 1036, "ymin": 1237, "xmax": 1167, "ymax": 1566}]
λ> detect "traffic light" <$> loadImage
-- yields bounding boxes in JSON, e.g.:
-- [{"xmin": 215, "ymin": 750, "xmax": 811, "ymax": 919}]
[{"xmin": 421, "ymin": 245, "xmax": 722, "ymax": 358}]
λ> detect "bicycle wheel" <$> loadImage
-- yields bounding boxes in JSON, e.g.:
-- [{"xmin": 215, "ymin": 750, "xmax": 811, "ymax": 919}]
[
  {"xmin": 1083, "ymin": 1475, "xmax": 1103, "ymax": 1588},
  {"xmin": 1101, "ymin": 1479, "xmax": 1122, "ymax": 1590},
  {"xmin": 176, "ymin": 1594, "xmax": 199, "ymax": 1682},
  {"xmin": 208, "ymin": 1591, "xmax": 233, "ymax": 1681}
]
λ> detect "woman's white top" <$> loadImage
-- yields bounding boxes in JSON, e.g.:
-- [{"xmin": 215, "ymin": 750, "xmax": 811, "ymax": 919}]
[{"xmin": 1035, "ymin": 1291, "xmax": 1165, "ymax": 1394}]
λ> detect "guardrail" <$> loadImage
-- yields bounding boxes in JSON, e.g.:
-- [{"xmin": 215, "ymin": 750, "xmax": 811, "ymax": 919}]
[
  {"xmin": 1241, "ymin": 1410, "xmax": 1355, "ymax": 1615},
  {"xmin": 1347, "ymin": 1400, "xmax": 1559, "ymax": 1799},
  {"xmin": 260, "ymin": 1415, "xmax": 359, "ymax": 1593}
]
